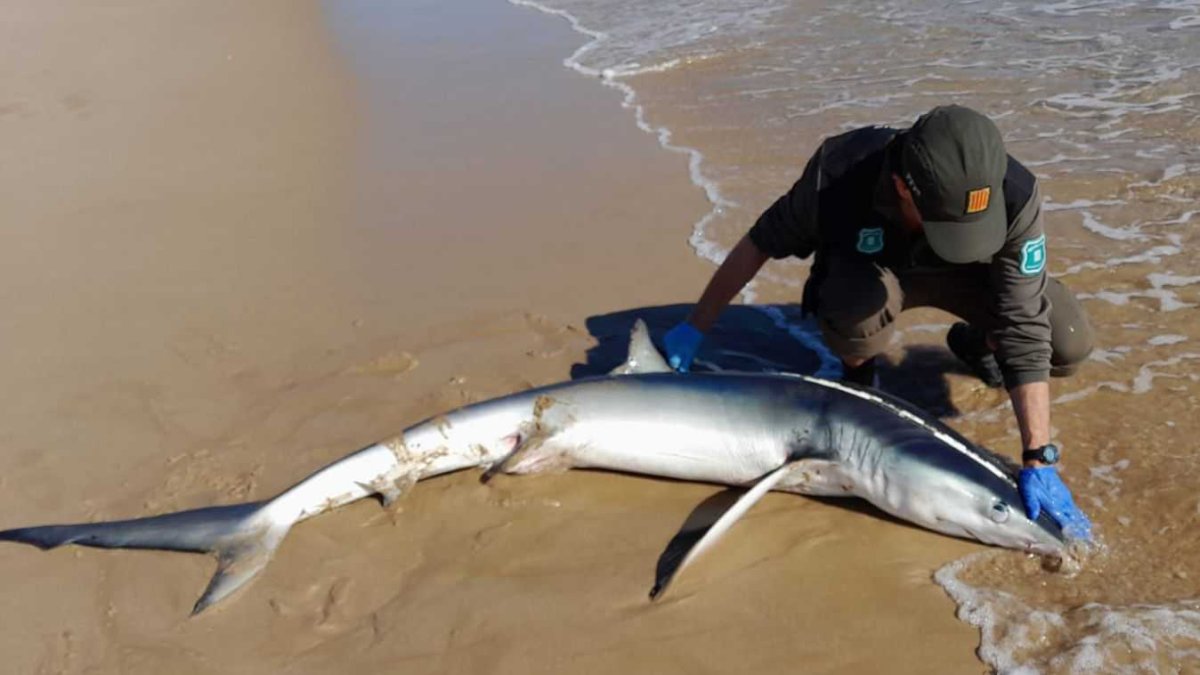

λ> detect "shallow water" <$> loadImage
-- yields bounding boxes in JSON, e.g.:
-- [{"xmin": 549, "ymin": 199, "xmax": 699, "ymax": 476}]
[{"xmin": 513, "ymin": 0, "xmax": 1200, "ymax": 671}]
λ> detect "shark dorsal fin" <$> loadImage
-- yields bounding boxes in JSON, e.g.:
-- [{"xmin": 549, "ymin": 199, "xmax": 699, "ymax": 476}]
[{"xmin": 609, "ymin": 319, "xmax": 672, "ymax": 376}]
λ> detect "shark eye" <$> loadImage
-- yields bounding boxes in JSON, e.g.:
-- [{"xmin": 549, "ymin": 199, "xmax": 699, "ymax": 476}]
[{"xmin": 990, "ymin": 501, "xmax": 1011, "ymax": 524}]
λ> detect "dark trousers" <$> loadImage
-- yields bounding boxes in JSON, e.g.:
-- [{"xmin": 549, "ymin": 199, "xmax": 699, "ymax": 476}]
[{"xmin": 814, "ymin": 257, "xmax": 1093, "ymax": 375}]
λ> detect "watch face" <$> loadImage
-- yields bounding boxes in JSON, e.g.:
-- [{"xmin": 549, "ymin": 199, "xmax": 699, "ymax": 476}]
[{"xmin": 1042, "ymin": 444, "xmax": 1060, "ymax": 464}]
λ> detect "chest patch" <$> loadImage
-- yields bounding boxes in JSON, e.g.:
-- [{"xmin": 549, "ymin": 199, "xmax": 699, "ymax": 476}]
[
  {"xmin": 856, "ymin": 228, "xmax": 884, "ymax": 254},
  {"xmin": 1020, "ymin": 235, "xmax": 1046, "ymax": 275}
]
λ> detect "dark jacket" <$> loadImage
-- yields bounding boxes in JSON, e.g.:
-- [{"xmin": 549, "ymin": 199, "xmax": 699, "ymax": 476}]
[{"xmin": 747, "ymin": 126, "xmax": 1051, "ymax": 387}]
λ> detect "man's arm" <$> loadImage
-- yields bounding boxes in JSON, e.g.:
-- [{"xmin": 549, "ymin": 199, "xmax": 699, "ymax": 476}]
[
  {"xmin": 684, "ymin": 146, "xmax": 823, "ymax": 332},
  {"xmin": 665, "ymin": 146, "xmax": 821, "ymax": 371},
  {"xmin": 989, "ymin": 165, "xmax": 1091, "ymax": 540},
  {"xmin": 685, "ymin": 234, "xmax": 770, "ymax": 331},
  {"xmin": 1010, "ymin": 367, "xmax": 1093, "ymax": 541},
  {"xmin": 1009, "ymin": 381, "xmax": 1050, "ymax": 464},
  {"xmin": 662, "ymin": 235, "xmax": 770, "ymax": 371}
]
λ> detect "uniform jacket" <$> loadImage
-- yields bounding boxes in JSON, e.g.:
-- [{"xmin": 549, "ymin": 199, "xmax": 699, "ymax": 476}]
[{"xmin": 748, "ymin": 126, "xmax": 1052, "ymax": 387}]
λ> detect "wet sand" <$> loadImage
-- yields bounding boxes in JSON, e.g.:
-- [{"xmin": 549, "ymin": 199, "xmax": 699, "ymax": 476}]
[{"xmin": 0, "ymin": 1, "xmax": 994, "ymax": 672}]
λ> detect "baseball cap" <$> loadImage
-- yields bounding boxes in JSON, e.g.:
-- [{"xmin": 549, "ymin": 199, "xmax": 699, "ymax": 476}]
[{"xmin": 900, "ymin": 105, "xmax": 1008, "ymax": 263}]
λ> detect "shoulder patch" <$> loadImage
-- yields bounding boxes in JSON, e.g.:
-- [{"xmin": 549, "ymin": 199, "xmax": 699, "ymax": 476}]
[
  {"xmin": 857, "ymin": 228, "xmax": 884, "ymax": 254},
  {"xmin": 1019, "ymin": 235, "xmax": 1046, "ymax": 275}
]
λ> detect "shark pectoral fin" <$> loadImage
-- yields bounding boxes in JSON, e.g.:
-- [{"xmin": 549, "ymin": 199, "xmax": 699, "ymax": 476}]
[
  {"xmin": 608, "ymin": 318, "xmax": 672, "ymax": 376},
  {"xmin": 192, "ymin": 519, "xmax": 292, "ymax": 616},
  {"xmin": 480, "ymin": 435, "xmax": 570, "ymax": 482},
  {"xmin": 481, "ymin": 412, "xmax": 574, "ymax": 483},
  {"xmin": 650, "ymin": 459, "xmax": 801, "ymax": 601},
  {"xmin": 479, "ymin": 434, "xmax": 522, "ymax": 484},
  {"xmin": 481, "ymin": 421, "xmax": 545, "ymax": 484}
]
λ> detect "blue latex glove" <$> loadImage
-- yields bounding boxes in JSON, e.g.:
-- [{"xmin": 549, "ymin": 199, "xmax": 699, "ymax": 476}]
[
  {"xmin": 1019, "ymin": 466, "xmax": 1093, "ymax": 542},
  {"xmin": 663, "ymin": 322, "xmax": 704, "ymax": 373}
]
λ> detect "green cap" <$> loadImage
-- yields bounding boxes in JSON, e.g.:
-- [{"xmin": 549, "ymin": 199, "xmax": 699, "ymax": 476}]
[{"xmin": 900, "ymin": 105, "xmax": 1008, "ymax": 263}]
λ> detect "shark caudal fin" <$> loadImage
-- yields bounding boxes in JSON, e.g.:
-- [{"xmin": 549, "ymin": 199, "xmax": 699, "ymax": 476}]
[
  {"xmin": 0, "ymin": 500, "xmax": 295, "ymax": 615},
  {"xmin": 190, "ymin": 515, "xmax": 292, "ymax": 615},
  {"xmin": 609, "ymin": 319, "xmax": 673, "ymax": 376}
]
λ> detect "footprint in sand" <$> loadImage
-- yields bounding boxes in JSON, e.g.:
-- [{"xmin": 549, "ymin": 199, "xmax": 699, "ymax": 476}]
[
  {"xmin": 346, "ymin": 350, "xmax": 420, "ymax": 378},
  {"xmin": 34, "ymin": 630, "xmax": 75, "ymax": 675},
  {"xmin": 521, "ymin": 312, "xmax": 591, "ymax": 359},
  {"xmin": 273, "ymin": 577, "xmax": 357, "ymax": 632}
]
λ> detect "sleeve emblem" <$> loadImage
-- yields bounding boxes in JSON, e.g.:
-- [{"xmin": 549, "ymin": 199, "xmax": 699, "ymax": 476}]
[
  {"xmin": 1019, "ymin": 235, "xmax": 1046, "ymax": 275},
  {"xmin": 856, "ymin": 228, "xmax": 884, "ymax": 254}
]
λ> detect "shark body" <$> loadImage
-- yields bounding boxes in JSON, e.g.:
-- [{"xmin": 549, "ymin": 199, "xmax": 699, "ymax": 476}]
[{"xmin": 0, "ymin": 321, "xmax": 1063, "ymax": 614}]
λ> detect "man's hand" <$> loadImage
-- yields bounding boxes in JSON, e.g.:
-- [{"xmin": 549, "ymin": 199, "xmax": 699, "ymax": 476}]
[
  {"xmin": 1018, "ymin": 465, "xmax": 1093, "ymax": 541},
  {"xmin": 663, "ymin": 322, "xmax": 703, "ymax": 372}
]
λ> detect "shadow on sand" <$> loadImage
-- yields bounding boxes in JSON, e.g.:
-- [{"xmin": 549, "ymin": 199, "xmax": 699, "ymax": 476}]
[{"xmin": 572, "ymin": 303, "xmax": 971, "ymax": 420}]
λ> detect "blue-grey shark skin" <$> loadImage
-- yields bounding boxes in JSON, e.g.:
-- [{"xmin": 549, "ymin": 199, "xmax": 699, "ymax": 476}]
[{"xmin": 0, "ymin": 320, "xmax": 1064, "ymax": 615}]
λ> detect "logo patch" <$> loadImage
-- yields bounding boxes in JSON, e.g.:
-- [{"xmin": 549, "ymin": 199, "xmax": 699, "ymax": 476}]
[
  {"xmin": 1020, "ymin": 235, "xmax": 1046, "ymax": 275},
  {"xmin": 856, "ymin": 228, "xmax": 884, "ymax": 254},
  {"xmin": 966, "ymin": 187, "xmax": 991, "ymax": 214}
]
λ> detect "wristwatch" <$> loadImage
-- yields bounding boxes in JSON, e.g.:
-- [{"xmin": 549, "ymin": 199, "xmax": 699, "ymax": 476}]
[{"xmin": 1022, "ymin": 443, "xmax": 1061, "ymax": 465}]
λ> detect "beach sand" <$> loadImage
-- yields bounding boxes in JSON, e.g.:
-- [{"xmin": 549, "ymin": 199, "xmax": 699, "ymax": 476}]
[{"xmin": 0, "ymin": 1, "xmax": 992, "ymax": 672}]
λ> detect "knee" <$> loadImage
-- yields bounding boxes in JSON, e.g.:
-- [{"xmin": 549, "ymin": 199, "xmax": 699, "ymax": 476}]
[
  {"xmin": 817, "ymin": 275, "xmax": 900, "ymax": 361},
  {"xmin": 819, "ymin": 295, "xmax": 893, "ymax": 338},
  {"xmin": 1051, "ymin": 323, "xmax": 1093, "ymax": 375},
  {"xmin": 1047, "ymin": 279, "xmax": 1093, "ymax": 375}
]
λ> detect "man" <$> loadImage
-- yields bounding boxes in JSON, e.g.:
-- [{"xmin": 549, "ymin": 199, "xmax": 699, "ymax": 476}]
[{"xmin": 663, "ymin": 105, "xmax": 1093, "ymax": 539}]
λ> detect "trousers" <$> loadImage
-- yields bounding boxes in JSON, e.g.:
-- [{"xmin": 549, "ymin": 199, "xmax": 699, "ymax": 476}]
[{"xmin": 813, "ymin": 257, "xmax": 1093, "ymax": 375}]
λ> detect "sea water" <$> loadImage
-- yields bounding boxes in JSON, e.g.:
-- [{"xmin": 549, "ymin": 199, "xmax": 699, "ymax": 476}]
[{"xmin": 513, "ymin": 0, "xmax": 1200, "ymax": 671}]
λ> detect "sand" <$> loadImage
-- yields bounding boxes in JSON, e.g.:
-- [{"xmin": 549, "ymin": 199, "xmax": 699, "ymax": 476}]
[{"xmin": 0, "ymin": 0, "xmax": 989, "ymax": 672}]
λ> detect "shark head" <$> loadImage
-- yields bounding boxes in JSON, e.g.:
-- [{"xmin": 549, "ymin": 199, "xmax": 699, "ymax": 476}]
[
  {"xmin": 811, "ymin": 377, "xmax": 1068, "ymax": 557},
  {"xmin": 900, "ymin": 447, "xmax": 1066, "ymax": 556}
]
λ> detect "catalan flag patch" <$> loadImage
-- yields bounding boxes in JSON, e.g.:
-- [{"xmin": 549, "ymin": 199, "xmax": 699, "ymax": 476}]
[{"xmin": 966, "ymin": 187, "xmax": 991, "ymax": 214}]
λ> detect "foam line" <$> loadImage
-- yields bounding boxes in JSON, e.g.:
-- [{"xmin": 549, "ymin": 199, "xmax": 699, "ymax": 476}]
[
  {"xmin": 508, "ymin": 0, "xmax": 737, "ymax": 272},
  {"xmin": 1079, "ymin": 211, "xmax": 1147, "ymax": 241},
  {"xmin": 509, "ymin": 0, "xmax": 828, "ymax": 362},
  {"xmin": 1089, "ymin": 346, "xmax": 1130, "ymax": 365},
  {"xmin": 1043, "ymin": 198, "xmax": 1124, "ymax": 211},
  {"xmin": 1145, "ymin": 210, "xmax": 1199, "ymax": 227},
  {"xmin": 1062, "ymin": 241, "xmax": 1182, "ymax": 275},
  {"xmin": 937, "ymin": 552, "xmax": 1200, "ymax": 673},
  {"xmin": 1169, "ymin": 14, "xmax": 1200, "ymax": 29},
  {"xmin": 1132, "ymin": 353, "xmax": 1200, "ymax": 394},
  {"xmin": 1053, "ymin": 381, "xmax": 1129, "ymax": 404},
  {"xmin": 1024, "ymin": 153, "xmax": 1110, "ymax": 167}
]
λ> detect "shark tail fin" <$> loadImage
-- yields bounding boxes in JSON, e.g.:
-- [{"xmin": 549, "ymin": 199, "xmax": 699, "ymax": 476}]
[
  {"xmin": 190, "ymin": 515, "xmax": 292, "ymax": 615},
  {"xmin": 609, "ymin": 318, "xmax": 673, "ymax": 376},
  {"xmin": 0, "ymin": 500, "xmax": 296, "ymax": 615}
]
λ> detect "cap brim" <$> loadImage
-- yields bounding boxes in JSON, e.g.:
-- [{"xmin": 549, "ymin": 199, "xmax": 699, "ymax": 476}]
[{"xmin": 923, "ymin": 207, "xmax": 1007, "ymax": 264}]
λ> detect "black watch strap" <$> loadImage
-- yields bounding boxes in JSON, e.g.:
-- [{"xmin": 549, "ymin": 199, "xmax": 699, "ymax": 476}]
[{"xmin": 1022, "ymin": 443, "xmax": 1060, "ymax": 465}]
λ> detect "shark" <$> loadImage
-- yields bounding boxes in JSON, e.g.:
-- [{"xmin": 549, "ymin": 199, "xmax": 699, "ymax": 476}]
[{"xmin": 0, "ymin": 320, "xmax": 1064, "ymax": 615}]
